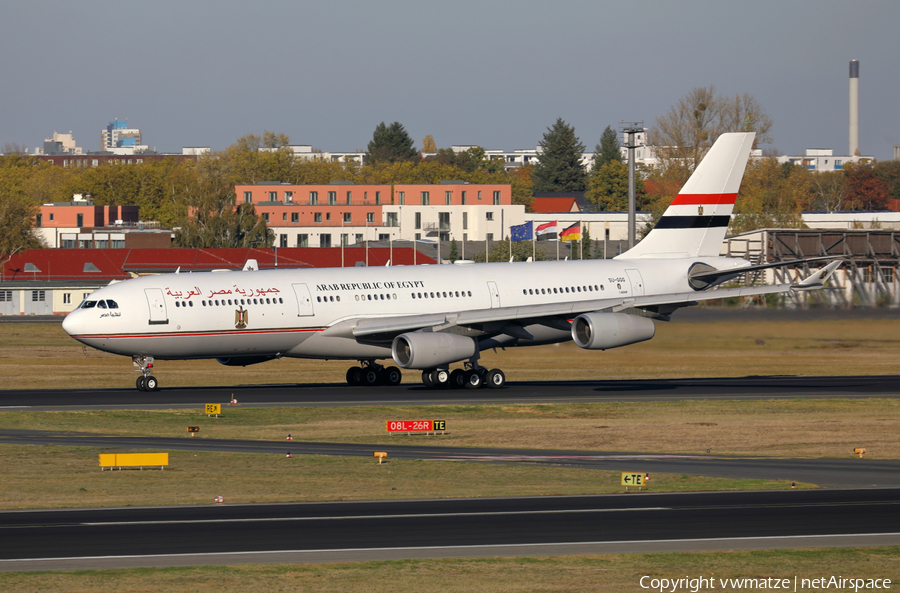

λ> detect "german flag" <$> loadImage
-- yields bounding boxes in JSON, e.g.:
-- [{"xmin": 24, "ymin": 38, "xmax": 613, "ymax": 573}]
[{"xmin": 560, "ymin": 222, "xmax": 581, "ymax": 242}]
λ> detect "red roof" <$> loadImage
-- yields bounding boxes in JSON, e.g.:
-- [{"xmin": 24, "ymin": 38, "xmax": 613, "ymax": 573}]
[
  {"xmin": 2, "ymin": 247, "xmax": 435, "ymax": 281},
  {"xmin": 531, "ymin": 197, "xmax": 579, "ymax": 213}
]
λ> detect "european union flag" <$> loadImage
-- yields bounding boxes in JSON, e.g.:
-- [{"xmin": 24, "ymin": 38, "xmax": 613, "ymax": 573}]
[{"xmin": 510, "ymin": 221, "xmax": 533, "ymax": 241}]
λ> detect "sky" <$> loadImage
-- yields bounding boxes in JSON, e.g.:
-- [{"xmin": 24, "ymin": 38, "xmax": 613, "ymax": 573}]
[{"xmin": 2, "ymin": 1, "xmax": 898, "ymax": 160}]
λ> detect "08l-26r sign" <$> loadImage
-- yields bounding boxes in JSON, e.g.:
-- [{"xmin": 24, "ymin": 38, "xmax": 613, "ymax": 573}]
[{"xmin": 386, "ymin": 420, "xmax": 446, "ymax": 433}]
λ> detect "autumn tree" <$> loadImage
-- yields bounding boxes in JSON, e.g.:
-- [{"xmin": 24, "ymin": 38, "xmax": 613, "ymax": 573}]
[
  {"xmin": 843, "ymin": 162, "xmax": 891, "ymax": 210},
  {"xmin": 365, "ymin": 122, "xmax": 418, "ymax": 164},
  {"xmin": 422, "ymin": 135, "xmax": 436, "ymax": 153},
  {"xmin": 648, "ymin": 86, "xmax": 773, "ymax": 178},
  {"xmin": 807, "ymin": 170, "xmax": 846, "ymax": 212},
  {"xmin": 531, "ymin": 118, "xmax": 587, "ymax": 192},
  {"xmin": 729, "ymin": 158, "xmax": 806, "ymax": 234},
  {"xmin": 0, "ymin": 158, "xmax": 42, "ymax": 258},
  {"xmin": 585, "ymin": 160, "xmax": 647, "ymax": 211}
]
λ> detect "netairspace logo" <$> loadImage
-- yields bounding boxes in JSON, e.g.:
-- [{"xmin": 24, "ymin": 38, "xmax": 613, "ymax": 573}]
[{"xmin": 639, "ymin": 575, "xmax": 892, "ymax": 592}]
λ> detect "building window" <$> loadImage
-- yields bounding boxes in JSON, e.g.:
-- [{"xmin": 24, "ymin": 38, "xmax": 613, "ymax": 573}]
[
  {"xmin": 355, "ymin": 234, "xmax": 363, "ymax": 244},
  {"xmin": 283, "ymin": 213, "xmax": 287, "ymax": 221},
  {"xmin": 328, "ymin": 191, "xmax": 337, "ymax": 205},
  {"xmin": 310, "ymin": 191, "xmax": 318, "ymax": 205},
  {"xmin": 486, "ymin": 233, "xmax": 494, "ymax": 242},
  {"xmin": 386, "ymin": 212, "xmax": 398, "ymax": 227},
  {"xmin": 379, "ymin": 233, "xmax": 389, "ymax": 241},
  {"xmin": 243, "ymin": 192, "xmax": 252, "ymax": 203},
  {"xmin": 463, "ymin": 233, "xmax": 468, "ymax": 242},
  {"xmin": 111, "ymin": 240, "xmax": 124, "ymax": 248},
  {"xmin": 415, "ymin": 212, "xmax": 422, "ymax": 230},
  {"xmin": 49, "ymin": 213, "xmax": 54, "ymax": 222},
  {"xmin": 297, "ymin": 233, "xmax": 308, "ymax": 247},
  {"xmin": 320, "ymin": 234, "xmax": 332, "ymax": 248},
  {"xmin": 62, "ymin": 239, "xmax": 76, "ymax": 249},
  {"xmin": 375, "ymin": 191, "xmax": 381, "ymax": 205},
  {"xmin": 463, "ymin": 212, "xmax": 468, "ymax": 230},
  {"xmin": 341, "ymin": 234, "xmax": 349, "ymax": 246},
  {"xmin": 285, "ymin": 191, "xmax": 293, "ymax": 203},
  {"xmin": 415, "ymin": 233, "xmax": 421, "ymax": 241},
  {"xmin": 35, "ymin": 214, "xmax": 42, "ymax": 228},
  {"xmin": 399, "ymin": 191, "xmax": 405, "ymax": 205},
  {"xmin": 346, "ymin": 191, "xmax": 352, "ymax": 205},
  {"xmin": 440, "ymin": 232, "xmax": 449, "ymax": 241},
  {"xmin": 326, "ymin": 212, "xmax": 331, "ymax": 221},
  {"xmin": 445, "ymin": 191, "xmax": 452, "ymax": 205},
  {"xmin": 269, "ymin": 191, "xmax": 278, "ymax": 201},
  {"xmin": 291, "ymin": 212, "xmax": 299, "ymax": 223},
  {"xmin": 461, "ymin": 191, "xmax": 467, "ymax": 205},
  {"xmin": 32, "ymin": 290, "xmax": 46, "ymax": 302},
  {"xmin": 0, "ymin": 290, "xmax": 11, "ymax": 302},
  {"xmin": 486, "ymin": 212, "xmax": 494, "ymax": 221},
  {"xmin": 263, "ymin": 213, "xmax": 270, "ymax": 222},
  {"xmin": 493, "ymin": 191, "xmax": 501, "ymax": 205},
  {"xmin": 439, "ymin": 212, "xmax": 450, "ymax": 230},
  {"xmin": 314, "ymin": 213, "xmax": 322, "ymax": 223},
  {"xmin": 280, "ymin": 235, "xmax": 288, "ymax": 248},
  {"xmin": 367, "ymin": 212, "xmax": 374, "ymax": 223},
  {"xmin": 95, "ymin": 240, "xmax": 108, "ymax": 249},
  {"xmin": 343, "ymin": 212, "xmax": 352, "ymax": 223},
  {"xmin": 421, "ymin": 191, "xmax": 429, "ymax": 205},
  {"xmin": 76, "ymin": 213, "xmax": 83, "ymax": 227},
  {"xmin": 478, "ymin": 191, "xmax": 482, "ymax": 201}
]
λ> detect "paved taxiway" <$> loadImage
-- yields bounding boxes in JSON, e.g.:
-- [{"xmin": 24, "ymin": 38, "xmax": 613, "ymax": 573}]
[
  {"xmin": 1, "ymin": 489, "xmax": 898, "ymax": 571},
  {"xmin": 2, "ymin": 374, "xmax": 899, "ymax": 410},
  {"xmin": 2, "ymin": 428, "xmax": 898, "ymax": 489}
]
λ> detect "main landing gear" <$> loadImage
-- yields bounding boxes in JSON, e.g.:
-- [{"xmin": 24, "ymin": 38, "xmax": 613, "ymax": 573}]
[
  {"xmin": 345, "ymin": 361, "xmax": 403, "ymax": 387},
  {"xmin": 133, "ymin": 355, "xmax": 159, "ymax": 392},
  {"xmin": 422, "ymin": 360, "xmax": 506, "ymax": 390}
]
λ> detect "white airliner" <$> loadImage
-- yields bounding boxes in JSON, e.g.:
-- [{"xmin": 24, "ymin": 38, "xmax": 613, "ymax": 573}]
[{"xmin": 62, "ymin": 133, "xmax": 840, "ymax": 392}]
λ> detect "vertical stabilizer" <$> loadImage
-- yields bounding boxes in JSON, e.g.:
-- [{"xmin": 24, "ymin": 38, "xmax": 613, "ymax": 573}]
[{"xmin": 617, "ymin": 132, "xmax": 755, "ymax": 259}]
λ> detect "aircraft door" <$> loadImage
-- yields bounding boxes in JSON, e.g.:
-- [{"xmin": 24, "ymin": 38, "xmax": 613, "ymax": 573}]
[
  {"xmin": 625, "ymin": 269, "xmax": 645, "ymax": 296},
  {"xmin": 292, "ymin": 283, "xmax": 315, "ymax": 317},
  {"xmin": 144, "ymin": 288, "xmax": 168, "ymax": 325},
  {"xmin": 487, "ymin": 281, "xmax": 501, "ymax": 308}
]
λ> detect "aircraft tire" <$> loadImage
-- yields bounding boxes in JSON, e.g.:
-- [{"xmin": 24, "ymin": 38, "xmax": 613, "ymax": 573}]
[
  {"xmin": 136, "ymin": 376, "xmax": 147, "ymax": 391},
  {"xmin": 464, "ymin": 369, "xmax": 483, "ymax": 389},
  {"xmin": 450, "ymin": 369, "xmax": 466, "ymax": 389},
  {"xmin": 433, "ymin": 369, "xmax": 451, "ymax": 389},
  {"xmin": 485, "ymin": 368, "xmax": 505, "ymax": 389},
  {"xmin": 145, "ymin": 376, "xmax": 159, "ymax": 391},
  {"xmin": 363, "ymin": 368, "xmax": 380, "ymax": 386},
  {"xmin": 384, "ymin": 366, "xmax": 402, "ymax": 386},
  {"xmin": 422, "ymin": 370, "xmax": 434, "ymax": 387},
  {"xmin": 346, "ymin": 366, "xmax": 363, "ymax": 386}
]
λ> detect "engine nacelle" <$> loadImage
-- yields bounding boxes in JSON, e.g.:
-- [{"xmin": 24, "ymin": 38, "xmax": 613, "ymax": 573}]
[
  {"xmin": 391, "ymin": 332, "xmax": 477, "ymax": 369},
  {"xmin": 216, "ymin": 355, "xmax": 277, "ymax": 367},
  {"xmin": 571, "ymin": 312, "xmax": 655, "ymax": 350}
]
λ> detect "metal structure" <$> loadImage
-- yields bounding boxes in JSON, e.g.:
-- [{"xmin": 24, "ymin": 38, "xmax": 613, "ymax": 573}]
[
  {"xmin": 722, "ymin": 229, "xmax": 899, "ymax": 308},
  {"xmin": 619, "ymin": 122, "xmax": 644, "ymax": 250}
]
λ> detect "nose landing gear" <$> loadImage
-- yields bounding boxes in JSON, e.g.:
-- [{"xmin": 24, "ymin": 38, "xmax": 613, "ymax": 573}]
[{"xmin": 133, "ymin": 355, "xmax": 159, "ymax": 392}]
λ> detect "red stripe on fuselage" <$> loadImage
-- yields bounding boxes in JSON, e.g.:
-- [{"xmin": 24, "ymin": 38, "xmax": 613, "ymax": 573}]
[
  {"xmin": 69, "ymin": 327, "xmax": 323, "ymax": 340},
  {"xmin": 670, "ymin": 193, "xmax": 737, "ymax": 206}
]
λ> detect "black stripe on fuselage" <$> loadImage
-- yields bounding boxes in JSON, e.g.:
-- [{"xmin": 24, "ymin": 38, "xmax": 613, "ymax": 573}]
[{"xmin": 654, "ymin": 215, "xmax": 730, "ymax": 229}]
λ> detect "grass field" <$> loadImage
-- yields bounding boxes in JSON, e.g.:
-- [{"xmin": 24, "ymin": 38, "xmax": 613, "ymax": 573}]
[
  {"xmin": 1, "ymin": 548, "xmax": 897, "ymax": 592},
  {"xmin": 1, "ymin": 398, "xmax": 898, "ymax": 459},
  {"xmin": 1, "ymin": 317, "xmax": 899, "ymax": 389},
  {"xmin": 0, "ymin": 445, "xmax": 809, "ymax": 510}
]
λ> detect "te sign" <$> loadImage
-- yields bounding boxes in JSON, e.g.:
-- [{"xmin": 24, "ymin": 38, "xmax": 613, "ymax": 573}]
[
  {"xmin": 205, "ymin": 404, "xmax": 221, "ymax": 416},
  {"xmin": 621, "ymin": 472, "xmax": 648, "ymax": 487},
  {"xmin": 386, "ymin": 420, "xmax": 446, "ymax": 433}
]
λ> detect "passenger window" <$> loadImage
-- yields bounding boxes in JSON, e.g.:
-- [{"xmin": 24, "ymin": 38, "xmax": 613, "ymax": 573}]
[{"xmin": 189, "ymin": 301, "xmax": 193, "ymax": 307}]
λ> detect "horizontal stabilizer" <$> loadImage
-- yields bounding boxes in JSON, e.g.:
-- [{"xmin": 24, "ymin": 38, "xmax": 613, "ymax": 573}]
[
  {"xmin": 689, "ymin": 256, "xmax": 837, "ymax": 289},
  {"xmin": 792, "ymin": 260, "xmax": 843, "ymax": 290}
]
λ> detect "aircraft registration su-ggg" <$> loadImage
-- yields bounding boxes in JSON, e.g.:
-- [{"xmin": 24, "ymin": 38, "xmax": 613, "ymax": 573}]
[{"xmin": 63, "ymin": 133, "xmax": 841, "ymax": 392}]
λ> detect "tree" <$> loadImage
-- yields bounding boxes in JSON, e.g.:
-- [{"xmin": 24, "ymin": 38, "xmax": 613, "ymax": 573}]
[
  {"xmin": 531, "ymin": 118, "xmax": 587, "ymax": 192},
  {"xmin": 447, "ymin": 239, "xmax": 459, "ymax": 262},
  {"xmin": 585, "ymin": 160, "xmax": 647, "ymax": 211},
  {"xmin": 422, "ymin": 135, "xmax": 436, "ymax": 153},
  {"xmin": 729, "ymin": 158, "xmax": 806, "ymax": 234},
  {"xmin": 843, "ymin": 162, "xmax": 891, "ymax": 211},
  {"xmin": 472, "ymin": 239, "xmax": 548, "ymax": 263},
  {"xmin": 175, "ymin": 202, "xmax": 272, "ymax": 248},
  {"xmin": 591, "ymin": 125, "xmax": 622, "ymax": 172},
  {"xmin": 0, "ymin": 186, "xmax": 41, "ymax": 259},
  {"xmin": 648, "ymin": 86, "xmax": 773, "ymax": 178},
  {"xmin": 365, "ymin": 122, "xmax": 418, "ymax": 165},
  {"xmin": 807, "ymin": 170, "xmax": 846, "ymax": 212}
]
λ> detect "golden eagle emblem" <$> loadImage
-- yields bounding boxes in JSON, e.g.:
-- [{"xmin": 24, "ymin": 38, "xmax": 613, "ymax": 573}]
[{"xmin": 234, "ymin": 306, "xmax": 248, "ymax": 329}]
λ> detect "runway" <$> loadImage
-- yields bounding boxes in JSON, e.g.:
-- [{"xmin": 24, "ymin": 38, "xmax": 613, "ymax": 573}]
[
  {"xmin": 2, "ymin": 374, "xmax": 900, "ymax": 410},
  {"xmin": 2, "ymin": 428, "xmax": 898, "ymax": 489},
  {"xmin": 1, "ymin": 489, "xmax": 898, "ymax": 571}
]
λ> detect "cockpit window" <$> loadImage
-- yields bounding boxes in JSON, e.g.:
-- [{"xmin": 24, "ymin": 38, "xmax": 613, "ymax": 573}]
[
  {"xmin": 97, "ymin": 300, "xmax": 107, "ymax": 309},
  {"xmin": 106, "ymin": 299, "xmax": 118, "ymax": 309},
  {"xmin": 82, "ymin": 301, "xmax": 97, "ymax": 309}
]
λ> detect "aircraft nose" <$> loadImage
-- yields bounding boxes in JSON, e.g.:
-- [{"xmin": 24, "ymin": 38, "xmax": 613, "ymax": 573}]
[{"xmin": 62, "ymin": 310, "xmax": 81, "ymax": 337}]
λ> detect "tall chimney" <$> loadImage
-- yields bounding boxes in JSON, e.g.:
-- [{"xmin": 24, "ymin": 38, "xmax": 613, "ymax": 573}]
[{"xmin": 849, "ymin": 60, "xmax": 859, "ymax": 156}]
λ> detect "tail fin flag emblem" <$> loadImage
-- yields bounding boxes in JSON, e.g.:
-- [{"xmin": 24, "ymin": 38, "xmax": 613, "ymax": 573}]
[{"xmin": 617, "ymin": 132, "xmax": 755, "ymax": 260}]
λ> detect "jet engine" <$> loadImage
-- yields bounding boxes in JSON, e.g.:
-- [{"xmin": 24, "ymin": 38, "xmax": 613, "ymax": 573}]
[
  {"xmin": 391, "ymin": 332, "xmax": 477, "ymax": 369},
  {"xmin": 571, "ymin": 312, "xmax": 655, "ymax": 350},
  {"xmin": 216, "ymin": 355, "xmax": 277, "ymax": 367}
]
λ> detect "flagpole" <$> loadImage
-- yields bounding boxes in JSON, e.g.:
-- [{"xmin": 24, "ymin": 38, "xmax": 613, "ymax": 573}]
[{"xmin": 579, "ymin": 221, "xmax": 583, "ymax": 260}]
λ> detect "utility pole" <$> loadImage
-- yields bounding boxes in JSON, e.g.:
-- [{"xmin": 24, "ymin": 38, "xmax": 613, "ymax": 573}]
[{"xmin": 619, "ymin": 122, "xmax": 644, "ymax": 250}]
